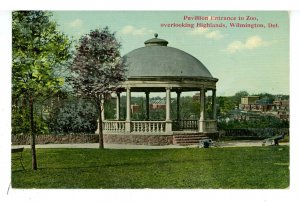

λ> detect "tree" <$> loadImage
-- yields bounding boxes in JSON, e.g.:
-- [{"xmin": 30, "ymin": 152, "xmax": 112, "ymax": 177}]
[
  {"xmin": 217, "ymin": 96, "xmax": 235, "ymax": 115},
  {"xmin": 69, "ymin": 27, "xmax": 126, "ymax": 149},
  {"xmin": 12, "ymin": 11, "xmax": 72, "ymax": 170},
  {"xmin": 232, "ymin": 91, "xmax": 249, "ymax": 106}
]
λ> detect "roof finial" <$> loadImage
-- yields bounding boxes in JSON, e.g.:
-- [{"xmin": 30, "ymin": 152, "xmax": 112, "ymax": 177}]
[{"xmin": 144, "ymin": 33, "xmax": 168, "ymax": 46}]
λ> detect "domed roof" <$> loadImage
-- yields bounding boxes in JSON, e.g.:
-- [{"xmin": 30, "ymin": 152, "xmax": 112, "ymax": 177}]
[{"xmin": 124, "ymin": 34, "xmax": 213, "ymax": 79}]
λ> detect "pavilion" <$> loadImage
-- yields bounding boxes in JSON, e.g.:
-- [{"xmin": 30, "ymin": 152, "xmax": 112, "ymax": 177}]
[{"xmin": 101, "ymin": 34, "xmax": 219, "ymax": 145}]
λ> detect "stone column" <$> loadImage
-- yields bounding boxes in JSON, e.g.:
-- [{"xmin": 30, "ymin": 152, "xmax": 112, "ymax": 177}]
[
  {"xmin": 116, "ymin": 92, "xmax": 120, "ymax": 120},
  {"xmin": 125, "ymin": 87, "xmax": 131, "ymax": 132},
  {"xmin": 145, "ymin": 91, "xmax": 150, "ymax": 121},
  {"xmin": 176, "ymin": 91, "xmax": 181, "ymax": 120},
  {"xmin": 165, "ymin": 87, "xmax": 172, "ymax": 132},
  {"xmin": 212, "ymin": 89, "xmax": 217, "ymax": 120},
  {"xmin": 199, "ymin": 88, "xmax": 206, "ymax": 132}
]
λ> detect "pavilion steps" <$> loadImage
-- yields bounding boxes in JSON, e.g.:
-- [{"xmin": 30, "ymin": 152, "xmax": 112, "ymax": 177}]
[{"xmin": 173, "ymin": 133, "xmax": 209, "ymax": 145}]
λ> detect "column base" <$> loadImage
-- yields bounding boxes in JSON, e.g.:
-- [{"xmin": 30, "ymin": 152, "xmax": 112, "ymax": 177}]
[
  {"xmin": 125, "ymin": 121, "xmax": 131, "ymax": 133},
  {"xmin": 198, "ymin": 120, "xmax": 205, "ymax": 133},
  {"xmin": 165, "ymin": 121, "xmax": 172, "ymax": 132}
]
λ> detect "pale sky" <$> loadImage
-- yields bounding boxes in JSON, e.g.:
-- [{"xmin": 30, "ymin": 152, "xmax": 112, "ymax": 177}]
[{"xmin": 52, "ymin": 11, "xmax": 289, "ymax": 96}]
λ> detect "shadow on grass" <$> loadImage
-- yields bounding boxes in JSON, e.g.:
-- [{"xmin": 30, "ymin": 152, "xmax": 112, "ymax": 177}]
[{"xmin": 21, "ymin": 158, "xmax": 222, "ymax": 171}]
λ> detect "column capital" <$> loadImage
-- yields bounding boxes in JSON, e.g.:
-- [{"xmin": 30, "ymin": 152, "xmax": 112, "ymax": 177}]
[
  {"xmin": 165, "ymin": 87, "xmax": 172, "ymax": 91},
  {"xmin": 199, "ymin": 87, "xmax": 206, "ymax": 92}
]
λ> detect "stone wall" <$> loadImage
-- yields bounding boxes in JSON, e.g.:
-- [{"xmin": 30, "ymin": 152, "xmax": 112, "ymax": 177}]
[
  {"xmin": 12, "ymin": 134, "xmax": 173, "ymax": 146},
  {"xmin": 104, "ymin": 134, "xmax": 173, "ymax": 145},
  {"xmin": 12, "ymin": 134, "xmax": 99, "ymax": 145}
]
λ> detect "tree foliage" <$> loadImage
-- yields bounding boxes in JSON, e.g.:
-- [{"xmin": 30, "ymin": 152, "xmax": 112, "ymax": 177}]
[
  {"xmin": 70, "ymin": 27, "xmax": 126, "ymax": 98},
  {"xmin": 12, "ymin": 11, "xmax": 71, "ymax": 99},
  {"xmin": 69, "ymin": 27, "xmax": 127, "ymax": 148}
]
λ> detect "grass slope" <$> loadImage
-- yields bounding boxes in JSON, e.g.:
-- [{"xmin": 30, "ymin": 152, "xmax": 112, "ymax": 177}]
[{"xmin": 12, "ymin": 146, "xmax": 289, "ymax": 188}]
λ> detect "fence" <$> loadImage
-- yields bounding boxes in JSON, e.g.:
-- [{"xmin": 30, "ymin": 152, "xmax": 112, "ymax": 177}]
[{"xmin": 219, "ymin": 128, "xmax": 289, "ymax": 140}]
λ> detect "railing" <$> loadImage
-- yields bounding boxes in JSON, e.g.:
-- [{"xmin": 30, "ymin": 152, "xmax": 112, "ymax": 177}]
[
  {"xmin": 103, "ymin": 121, "xmax": 126, "ymax": 132},
  {"xmin": 205, "ymin": 120, "xmax": 217, "ymax": 133},
  {"xmin": 103, "ymin": 120, "xmax": 217, "ymax": 133},
  {"xmin": 172, "ymin": 120, "xmax": 198, "ymax": 131},
  {"xmin": 131, "ymin": 121, "xmax": 165, "ymax": 133}
]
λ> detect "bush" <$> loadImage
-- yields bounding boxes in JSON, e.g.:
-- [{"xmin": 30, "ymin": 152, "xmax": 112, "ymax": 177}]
[
  {"xmin": 12, "ymin": 108, "xmax": 49, "ymax": 135},
  {"xmin": 218, "ymin": 115, "xmax": 289, "ymax": 130},
  {"xmin": 48, "ymin": 98, "xmax": 98, "ymax": 134}
]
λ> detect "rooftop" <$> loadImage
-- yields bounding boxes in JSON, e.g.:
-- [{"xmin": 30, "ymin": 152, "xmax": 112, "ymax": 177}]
[{"xmin": 123, "ymin": 34, "xmax": 214, "ymax": 79}]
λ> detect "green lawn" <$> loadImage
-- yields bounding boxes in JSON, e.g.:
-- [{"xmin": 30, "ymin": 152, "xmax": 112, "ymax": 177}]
[{"xmin": 11, "ymin": 146, "xmax": 289, "ymax": 189}]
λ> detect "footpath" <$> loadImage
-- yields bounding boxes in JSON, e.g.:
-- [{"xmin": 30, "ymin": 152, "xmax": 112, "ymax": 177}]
[{"xmin": 12, "ymin": 140, "xmax": 289, "ymax": 149}]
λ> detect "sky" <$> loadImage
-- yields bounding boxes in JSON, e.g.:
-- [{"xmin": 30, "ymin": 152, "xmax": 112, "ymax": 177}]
[{"xmin": 52, "ymin": 11, "xmax": 289, "ymax": 96}]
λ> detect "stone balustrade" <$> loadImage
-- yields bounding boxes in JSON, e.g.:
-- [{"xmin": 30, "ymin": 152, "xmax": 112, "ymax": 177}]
[
  {"xmin": 103, "ymin": 120, "xmax": 217, "ymax": 134},
  {"xmin": 131, "ymin": 121, "xmax": 166, "ymax": 133},
  {"xmin": 103, "ymin": 121, "xmax": 126, "ymax": 132},
  {"xmin": 173, "ymin": 120, "xmax": 198, "ymax": 131}
]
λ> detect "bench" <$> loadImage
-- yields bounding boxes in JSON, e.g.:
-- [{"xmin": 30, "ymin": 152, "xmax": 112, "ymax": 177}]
[
  {"xmin": 11, "ymin": 147, "xmax": 25, "ymax": 170},
  {"xmin": 262, "ymin": 134, "xmax": 285, "ymax": 146}
]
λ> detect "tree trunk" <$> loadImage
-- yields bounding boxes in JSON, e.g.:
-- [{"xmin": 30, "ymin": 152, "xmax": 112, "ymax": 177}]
[
  {"xmin": 98, "ymin": 97, "xmax": 104, "ymax": 149},
  {"xmin": 29, "ymin": 96, "xmax": 37, "ymax": 170}
]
